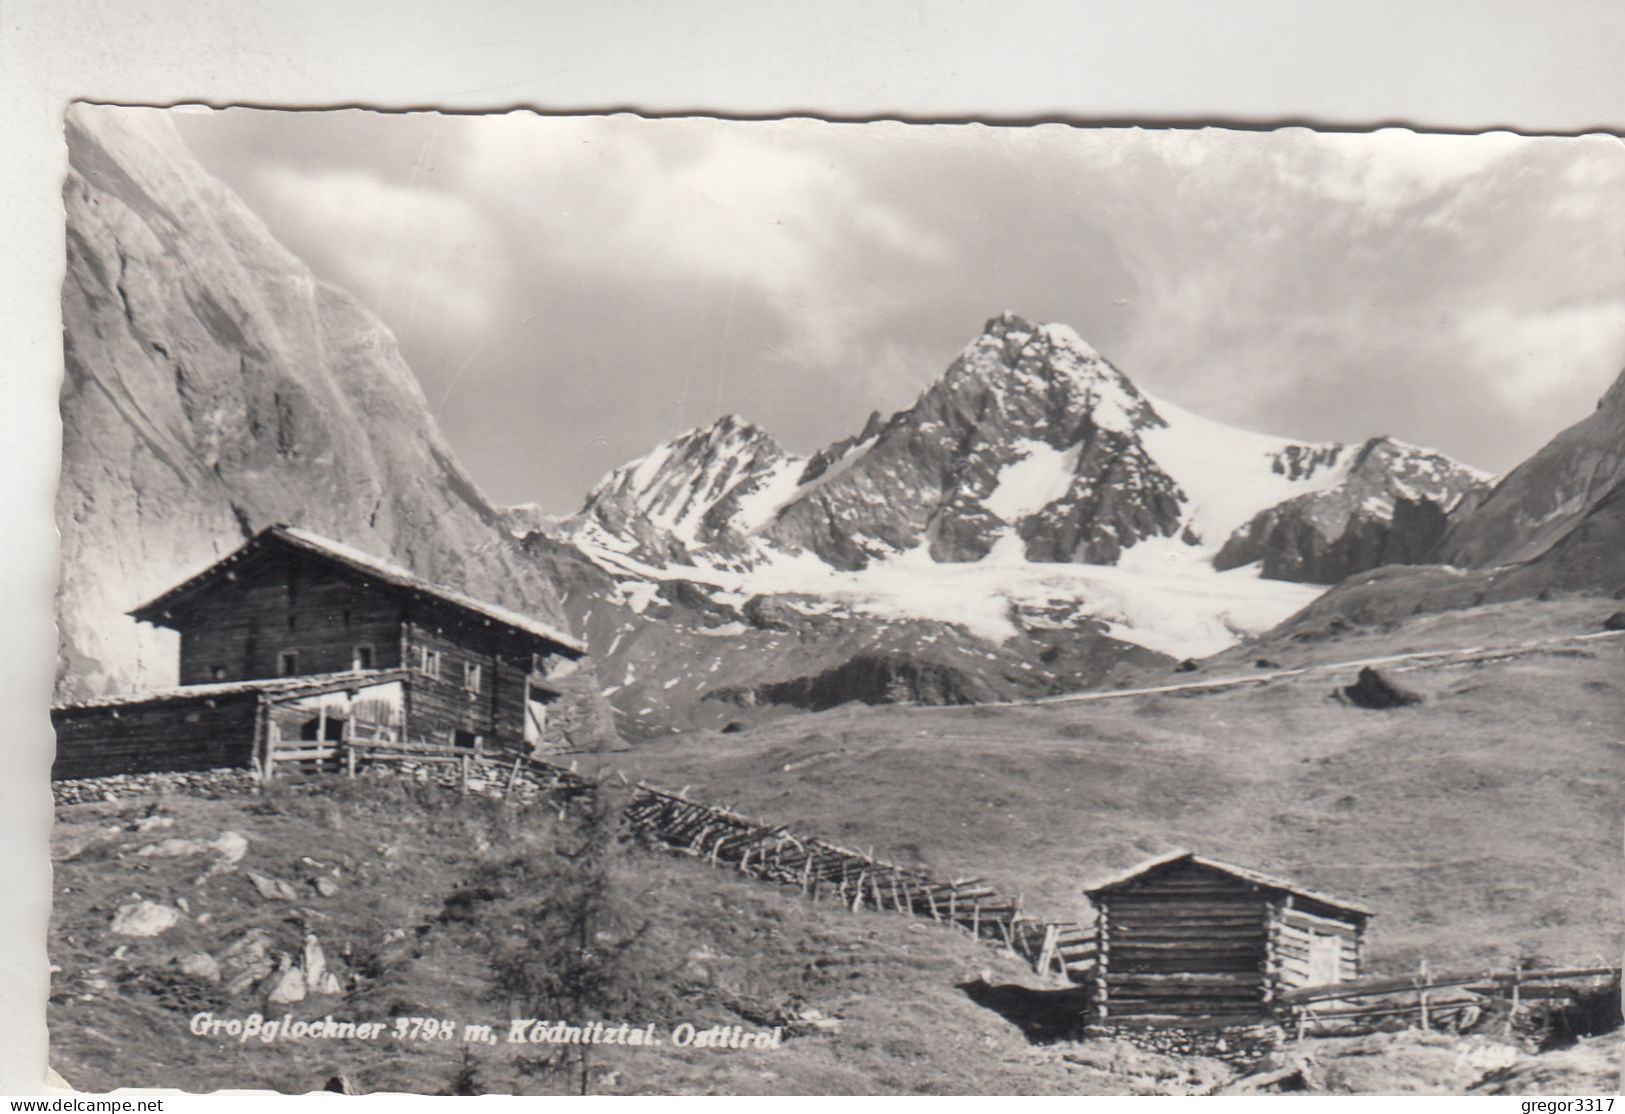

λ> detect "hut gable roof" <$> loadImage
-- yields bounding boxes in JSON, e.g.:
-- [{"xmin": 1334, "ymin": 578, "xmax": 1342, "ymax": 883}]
[
  {"xmin": 1082, "ymin": 849, "xmax": 1374, "ymax": 918},
  {"xmin": 128, "ymin": 525, "xmax": 586, "ymax": 657}
]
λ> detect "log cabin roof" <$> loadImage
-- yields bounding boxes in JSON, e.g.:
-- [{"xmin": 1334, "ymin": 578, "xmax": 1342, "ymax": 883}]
[
  {"xmin": 1081, "ymin": 849, "xmax": 1374, "ymax": 918},
  {"xmin": 128, "ymin": 526, "xmax": 587, "ymax": 657},
  {"xmin": 52, "ymin": 668, "xmax": 413, "ymax": 712}
]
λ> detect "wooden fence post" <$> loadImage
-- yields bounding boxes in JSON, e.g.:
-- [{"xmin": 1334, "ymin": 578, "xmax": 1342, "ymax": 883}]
[
  {"xmin": 264, "ymin": 721, "xmax": 280, "ymax": 780},
  {"xmin": 1092, "ymin": 911, "xmax": 1110, "ymax": 1025},
  {"xmin": 1418, "ymin": 960, "xmax": 1431, "ymax": 1031},
  {"xmin": 1037, "ymin": 925, "xmax": 1059, "ymax": 979}
]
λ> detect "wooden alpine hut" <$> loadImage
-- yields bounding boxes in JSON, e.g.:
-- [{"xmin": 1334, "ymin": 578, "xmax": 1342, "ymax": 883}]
[
  {"xmin": 52, "ymin": 525, "xmax": 588, "ymax": 779},
  {"xmin": 1082, "ymin": 850, "xmax": 1373, "ymax": 1028}
]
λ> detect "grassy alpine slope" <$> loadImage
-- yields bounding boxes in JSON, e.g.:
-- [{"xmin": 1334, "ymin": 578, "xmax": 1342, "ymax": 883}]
[
  {"xmin": 49, "ymin": 764, "xmax": 1620, "ymax": 1096},
  {"xmin": 49, "ymin": 778, "xmax": 1135, "ymax": 1096},
  {"xmin": 613, "ymin": 594, "xmax": 1625, "ymax": 973}
]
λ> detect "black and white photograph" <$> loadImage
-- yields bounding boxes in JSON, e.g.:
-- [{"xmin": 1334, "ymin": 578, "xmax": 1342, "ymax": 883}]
[{"xmin": 35, "ymin": 93, "xmax": 1625, "ymax": 1096}]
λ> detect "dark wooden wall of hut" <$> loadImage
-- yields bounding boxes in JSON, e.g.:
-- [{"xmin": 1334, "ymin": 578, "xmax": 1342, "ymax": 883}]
[
  {"xmin": 493, "ymin": 658, "xmax": 547, "ymax": 750},
  {"xmin": 172, "ymin": 552, "xmax": 404, "ymax": 684},
  {"xmin": 1094, "ymin": 863, "xmax": 1271, "ymax": 1025},
  {"xmin": 51, "ymin": 694, "xmax": 260, "ymax": 779},
  {"xmin": 400, "ymin": 621, "xmax": 539, "ymax": 752}
]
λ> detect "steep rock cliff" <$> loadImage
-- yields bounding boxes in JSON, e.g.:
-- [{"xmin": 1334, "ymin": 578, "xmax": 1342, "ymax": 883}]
[{"xmin": 1439, "ymin": 367, "xmax": 1625, "ymax": 589}]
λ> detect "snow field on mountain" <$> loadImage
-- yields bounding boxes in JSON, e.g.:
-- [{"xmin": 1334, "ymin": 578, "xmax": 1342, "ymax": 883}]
[
  {"xmin": 1136, "ymin": 392, "xmax": 1351, "ymax": 546},
  {"xmin": 727, "ymin": 457, "xmax": 806, "ymax": 533},
  {"xmin": 577, "ymin": 527, "xmax": 1323, "ymax": 659},
  {"xmin": 983, "ymin": 439, "xmax": 1084, "ymax": 521}
]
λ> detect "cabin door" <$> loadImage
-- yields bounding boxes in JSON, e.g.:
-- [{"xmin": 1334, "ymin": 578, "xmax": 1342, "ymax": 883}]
[
  {"xmin": 1307, "ymin": 932, "xmax": 1343, "ymax": 986},
  {"xmin": 533, "ymin": 698, "xmax": 559, "ymax": 750},
  {"xmin": 523, "ymin": 697, "xmax": 548, "ymax": 747}
]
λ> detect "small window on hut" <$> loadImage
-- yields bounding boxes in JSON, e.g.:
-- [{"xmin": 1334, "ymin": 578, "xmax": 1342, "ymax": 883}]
[
  {"xmin": 463, "ymin": 662, "xmax": 481, "ymax": 694},
  {"xmin": 278, "ymin": 650, "xmax": 299, "ymax": 676},
  {"xmin": 353, "ymin": 644, "xmax": 374, "ymax": 671},
  {"xmin": 416, "ymin": 646, "xmax": 442, "ymax": 679}
]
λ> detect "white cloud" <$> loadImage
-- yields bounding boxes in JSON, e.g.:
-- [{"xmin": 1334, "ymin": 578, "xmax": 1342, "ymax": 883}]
[
  {"xmin": 453, "ymin": 114, "xmax": 952, "ymax": 365},
  {"xmin": 1460, "ymin": 302, "xmax": 1625, "ymax": 411},
  {"xmin": 252, "ymin": 165, "xmax": 508, "ymax": 338},
  {"xmin": 1561, "ymin": 141, "xmax": 1625, "ymax": 187},
  {"xmin": 1272, "ymin": 128, "xmax": 1528, "ymax": 214},
  {"xmin": 1549, "ymin": 141, "xmax": 1625, "ymax": 219}
]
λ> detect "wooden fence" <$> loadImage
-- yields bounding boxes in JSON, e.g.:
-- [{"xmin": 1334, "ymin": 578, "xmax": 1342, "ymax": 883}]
[
  {"xmin": 616, "ymin": 779, "xmax": 1097, "ymax": 979},
  {"xmin": 1276, "ymin": 962, "xmax": 1620, "ymax": 1037},
  {"xmin": 266, "ymin": 733, "xmax": 1097, "ymax": 981}
]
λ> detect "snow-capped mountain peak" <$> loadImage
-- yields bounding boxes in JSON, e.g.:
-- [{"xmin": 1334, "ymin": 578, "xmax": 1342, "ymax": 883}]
[
  {"xmin": 572, "ymin": 414, "xmax": 803, "ymax": 566},
  {"xmin": 546, "ymin": 313, "xmax": 1490, "ymax": 660}
]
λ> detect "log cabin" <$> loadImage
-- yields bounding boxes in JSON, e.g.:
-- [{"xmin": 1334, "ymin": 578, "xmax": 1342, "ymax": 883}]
[
  {"xmin": 1083, "ymin": 850, "xmax": 1372, "ymax": 1028},
  {"xmin": 52, "ymin": 525, "xmax": 588, "ymax": 779}
]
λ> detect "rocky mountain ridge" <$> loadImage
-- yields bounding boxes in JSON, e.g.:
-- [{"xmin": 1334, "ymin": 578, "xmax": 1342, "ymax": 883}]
[
  {"xmin": 1439, "ymin": 367, "xmax": 1625, "ymax": 580},
  {"xmin": 1262, "ymin": 364, "xmax": 1625, "ymax": 638},
  {"xmin": 1214, "ymin": 436, "xmax": 1485, "ymax": 583},
  {"xmin": 565, "ymin": 313, "xmax": 1488, "ymax": 583}
]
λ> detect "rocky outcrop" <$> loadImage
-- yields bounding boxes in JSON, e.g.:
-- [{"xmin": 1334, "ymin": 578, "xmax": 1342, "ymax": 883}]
[
  {"xmin": 1214, "ymin": 438, "xmax": 1487, "ymax": 583},
  {"xmin": 763, "ymin": 313, "xmax": 1182, "ymax": 569},
  {"xmin": 110, "ymin": 900, "xmax": 180, "ymax": 937},
  {"xmin": 572, "ymin": 414, "xmax": 800, "ymax": 567},
  {"xmin": 705, "ymin": 652, "xmax": 995, "ymax": 712},
  {"xmin": 57, "ymin": 105, "xmax": 614, "ymax": 744},
  {"xmin": 1339, "ymin": 667, "xmax": 1423, "ymax": 709}
]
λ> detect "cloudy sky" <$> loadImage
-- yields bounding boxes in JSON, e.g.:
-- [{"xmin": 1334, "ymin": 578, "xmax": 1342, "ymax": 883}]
[{"xmin": 173, "ymin": 109, "xmax": 1625, "ymax": 511}]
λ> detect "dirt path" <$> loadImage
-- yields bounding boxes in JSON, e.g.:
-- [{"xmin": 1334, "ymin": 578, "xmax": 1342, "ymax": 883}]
[{"xmin": 1007, "ymin": 628, "xmax": 1625, "ymax": 709}]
